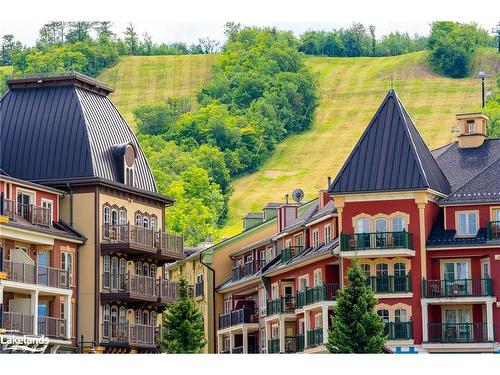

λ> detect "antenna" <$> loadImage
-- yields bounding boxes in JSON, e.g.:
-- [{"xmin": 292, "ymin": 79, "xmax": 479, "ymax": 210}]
[{"xmin": 292, "ymin": 189, "xmax": 304, "ymax": 204}]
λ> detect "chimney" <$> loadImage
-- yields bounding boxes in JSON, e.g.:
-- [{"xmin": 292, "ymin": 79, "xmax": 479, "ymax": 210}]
[
  {"xmin": 277, "ymin": 194, "xmax": 298, "ymax": 232},
  {"xmin": 319, "ymin": 177, "xmax": 332, "ymax": 209},
  {"xmin": 456, "ymin": 113, "xmax": 489, "ymax": 149}
]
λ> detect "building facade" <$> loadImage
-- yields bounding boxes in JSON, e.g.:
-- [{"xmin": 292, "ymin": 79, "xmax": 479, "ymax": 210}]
[
  {"xmin": 0, "ymin": 175, "xmax": 84, "ymax": 353},
  {"xmin": 0, "ymin": 73, "xmax": 185, "ymax": 353}
]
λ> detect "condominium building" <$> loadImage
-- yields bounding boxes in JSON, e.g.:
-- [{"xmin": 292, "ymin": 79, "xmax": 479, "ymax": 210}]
[
  {"xmin": 0, "ymin": 73, "xmax": 185, "ymax": 353},
  {"xmin": 214, "ymin": 90, "xmax": 500, "ymax": 354},
  {"xmin": 0, "ymin": 175, "xmax": 85, "ymax": 353}
]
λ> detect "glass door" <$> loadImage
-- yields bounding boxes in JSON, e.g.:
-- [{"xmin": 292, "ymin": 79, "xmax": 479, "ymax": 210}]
[
  {"xmin": 355, "ymin": 218, "xmax": 370, "ymax": 249},
  {"xmin": 37, "ymin": 251, "xmax": 50, "ymax": 285},
  {"xmin": 17, "ymin": 192, "xmax": 32, "ymax": 221},
  {"xmin": 444, "ymin": 308, "xmax": 472, "ymax": 342},
  {"xmin": 443, "ymin": 261, "xmax": 469, "ymax": 295}
]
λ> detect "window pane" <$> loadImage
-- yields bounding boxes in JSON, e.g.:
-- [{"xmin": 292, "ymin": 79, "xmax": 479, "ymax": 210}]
[
  {"xmin": 468, "ymin": 213, "xmax": 477, "ymax": 234},
  {"xmin": 375, "ymin": 219, "xmax": 387, "ymax": 232},
  {"xmin": 376, "ymin": 263, "xmax": 388, "ymax": 276},
  {"xmin": 458, "ymin": 213, "xmax": 467, "ymax": 234},
  {"xmin": 356, "ymin": 218, "xmax": 369, "ymax": 233}
]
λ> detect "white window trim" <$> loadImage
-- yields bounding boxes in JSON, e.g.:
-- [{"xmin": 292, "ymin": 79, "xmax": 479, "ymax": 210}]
[
  {"xmin": 41, "ymin": 198, "xmax": 54, "ymax": 223},
  {"xmin": 455, "ymin": 210, "xmax": 479, "ymax": 238},
  {"xmin": 312, "ymin": 229, "xmax": 320, "ymax": 248},
  {"xmin": 298, "ymin": 275, "xmax": 309, "ymax": 291},
  {"xmin": 313, "ymin": 269, "xmax": 323, "ymax": 287},
  {"xmin": 324, "ymin": 224, "xmax": 332, "ymax": 243}
]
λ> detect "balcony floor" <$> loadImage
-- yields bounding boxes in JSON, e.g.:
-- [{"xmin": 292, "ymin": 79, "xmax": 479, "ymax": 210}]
[
  {"xmin": 422, "ymin": 341, "xmax": 496, "ymax": 353},
  {"xmin": 340, "ymin": 248, "xmax": 415, "ymax": 258}
]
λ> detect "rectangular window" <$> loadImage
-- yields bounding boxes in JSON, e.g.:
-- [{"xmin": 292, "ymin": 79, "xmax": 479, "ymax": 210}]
[
  {"xmin": 494, "ymin": 208, "xmax": 500, "ymax": 221},
  {"xmin": 272, "ymin": 325, "xmax": 279, "ymax": 339},
  {"xmin": 298, "ymin": 276, "xmax": 308, "ymax": 291},
  {"xmin": 392, "ymin": 216, "xmax": 406, "ymax": 232},
  {"xmin": 285, "ymin": 239, "xmax": 292, "ymax": 248},
  {"xmin": 224, "ymin": 337, "xmax": 231, "ymax": 351},
  {"xmin": 315, "ymin": 313, "xmax": 323, "ymax": 328},
  {"xmin": 324, "ymin": 225, "xmax": 331, "ymax": 243},
  {"xmin": 259, "ymin": 250, "xmax": 265, "ymax": 264},
  {"xmin": 271, "ymin": 284, "xmax": 279, "ymax": 299},
  {"xmin": 443, "ymin": 261, "xmax": 469, "ymax": 280},
  {"xmin": 466, "ymin": 120, "xmax": 476, "ymax": 135},
  {"xmin": 295, "ymin": 235, "xmax": 303, "ymax": 248},
  {"xmin": 41, "ymin": 199, "xmax": 53, "ymax": 224},
  {"xmin": 299, "ymin": 319, "xmax": 305, "ymax": 334},
  {"xmin": 312, "ymin": 229, "xmax": 319, "ymax": 248},
  {"xmin": 457, "ymin": 212, "xmax": 478, "ymax": 236},
  {"xmin": 313, "ymin": 270, "xmax": 322, "ymax": 287},
  {"xmin": 15, "ymin": 246, "xmax": 29, "ymax": 256},
  {"xmin": 224, "ymin": 298, "xmax": 231, "ymax": 314},
  {"xmin": 62, "ymin": 252, "xmax": 73, "ymax": 286}
]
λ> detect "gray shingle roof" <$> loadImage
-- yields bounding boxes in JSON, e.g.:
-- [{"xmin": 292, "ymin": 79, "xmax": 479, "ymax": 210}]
[
  {"xmin": 329, "ymin": 90, "xmax": 450, "ymax": 196},
  {"xmin": 432, "ymin": 139, "xmax": 500, "ymax": 204},
  {"xmin": 0, "ymin": 74, "xmax": 157, "ymax": 193}
]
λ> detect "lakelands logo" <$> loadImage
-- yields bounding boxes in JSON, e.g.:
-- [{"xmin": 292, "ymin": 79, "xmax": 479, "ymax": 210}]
[{"xmin": 0, "ymin": 334, "xmax": 50, "ymax": 346}]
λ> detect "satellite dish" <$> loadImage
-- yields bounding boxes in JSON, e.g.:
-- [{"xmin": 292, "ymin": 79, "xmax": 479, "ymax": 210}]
[{"xmin": 292, "ymin": 188, "xmax": 304, "ymax": 203}]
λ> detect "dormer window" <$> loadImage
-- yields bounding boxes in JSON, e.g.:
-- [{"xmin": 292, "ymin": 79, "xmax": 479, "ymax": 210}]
[
  {"xmin": 466, "ymin": 120, "xmax": 476, "ymax": 135},
  {"xmin": 456, "ymin": 211, "xmax": 478, "ymax": 237},
  {"xmin": 123, "ymin": 144, "xmax": 136, "ymax": 187}
]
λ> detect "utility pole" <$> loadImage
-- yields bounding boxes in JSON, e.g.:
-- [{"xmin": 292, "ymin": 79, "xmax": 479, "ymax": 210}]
[
  {"xmin": 493, "ymin": 22, "xmax": 500, "ymax": 53},
  {"xmin": 477, "ymin": 69, "xmax": 486, "ymax": 108}
]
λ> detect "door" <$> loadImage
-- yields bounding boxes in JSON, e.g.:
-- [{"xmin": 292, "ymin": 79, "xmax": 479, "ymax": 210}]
[
  {"xmin": 283, "ymin": 285, "xmax": 294, "ymax": 311},
  {"xmin": 111, "ymin": 258, "xmax": 119, "ymax": 290},
  {"xmin": 17, "ymin": 192, "xmax": 32, "ymax": 221},
  {"xmin": 355, "ymin": 218, "xmax": 370, "ymax": 249},
  {"xmin": 37, "ymin": 251, "xmax": 50, "ymax": 285},
  {"xmin": 37, "ymin": 302, "xmax": 49, "ymax": 335},
  {"xmin": 443, "ymin": 308, "xmax": 472, "ymax": 342},
  {"xmin": 374, "ymin": 218, "xmax": 388, "ymax": 248},
  {"xmin": 443, "ymin": 261, "xmax": 469, "ymax": 295}
]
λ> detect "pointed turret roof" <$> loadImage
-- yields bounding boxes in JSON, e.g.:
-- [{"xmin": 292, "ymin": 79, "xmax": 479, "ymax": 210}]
[{"xmin": 329, "ymin": 90, "xmax": 450, "ymax": 195}]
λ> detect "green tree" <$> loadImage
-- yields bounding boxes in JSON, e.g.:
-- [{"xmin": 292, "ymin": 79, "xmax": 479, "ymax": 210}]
[
  {"xmin": 327, "ymin": 262, "xmax": 386, "ymax": 353},
  {"xmin": 160, "ymin": 277, "xmax": 206, "ymax": 353},
  {"xmin": 123, "ymin": 23, "xmax": 139, "ymax": 55}
]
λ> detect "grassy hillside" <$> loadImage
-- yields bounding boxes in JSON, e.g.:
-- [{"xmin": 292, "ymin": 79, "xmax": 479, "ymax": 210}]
[
  {"xmin": 98, "ymin": 55, "xmax": 217, "ymax": 126},
  {"xmin": 96, "ymin": 50, "xmax": 500, "ymax": 237}
]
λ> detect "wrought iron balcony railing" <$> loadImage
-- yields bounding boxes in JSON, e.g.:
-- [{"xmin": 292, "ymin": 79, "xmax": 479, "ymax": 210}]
[
  {"xmin": 422, "ymin": 278, "xmax": 493, "ymax": 298},
  {"xmin": 306, "ymin": 328, "xmax": 323, "ymax": 348},
  {"xmin": 266, "ymin": 296, "xmax": 296, "ymax": 316},
  {"xmin": 367, "ymin": 274, "xmax": 412, "ymax": 293},
  {"xmin": 487, "ymin": 221, "xmax": 500, "ymax": 240},
  {"xmin": 296, "ymin": 283, "xmax": 339, "ymax": 308},
  {"xmin": 427, "ymin": 323, "xmax": 489, "ymax": 343},
  {"xmin": 384, "ymin": 321, "xmax": 413, "ymax": 340},
  {"xmin": 340, "ymin": 231, "xmax": 413, "ymax": 251}
]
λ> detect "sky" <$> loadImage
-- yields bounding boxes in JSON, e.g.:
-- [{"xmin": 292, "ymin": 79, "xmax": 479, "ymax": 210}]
[{"xmin": 1, "ymin": 0, "xmax": 499, "ymax": 46}]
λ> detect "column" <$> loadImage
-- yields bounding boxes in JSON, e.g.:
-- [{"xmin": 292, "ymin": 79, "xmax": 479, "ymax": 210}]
[
  {"xmin": 322, "ymin": 306, "xmax": 329, "ymax": 344},
  {"xmin": 421, "ymin": 300, "xmax": 428, "ymax": 342},
  {"xmin": 485, "ymin": 301, "xmax": 494, "ymax": 342},
  {"xmin": 265, "ymin": 321, "xmax": 271, "ymax": 354},
  {"xmin": 64, "ymin": 295, "xmax": 72, "ymax": 340},
  {"xmin": 217, "ymin": 332, "xmax": 223, "ymax": 354},
  {"xmin": 31, "ymin": 290, "xmax": 39, "ymax": 335},
  {"xmin": 242, "ymin": 327, "xmax": 248, "ymax": 354},
  {"xmin": 229, "ymin": 331, "xmax": 235, "ymax": 354},
  {"xmin": 304, "ymin": 310, "xmax": 311, "ymax": 348},
  {"xmin": 279, "ymin": 319, "xmax": 285, "ymax": 353},
  {"xmin": 0, "ymin": 285, "xmax": 4, "ymax": 305}
]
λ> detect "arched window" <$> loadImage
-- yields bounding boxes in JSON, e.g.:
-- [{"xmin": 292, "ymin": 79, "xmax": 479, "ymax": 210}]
[
  {"xmin": 360, "ymin": 264, "xmax": 371, "ymax": 278},
  {"xmin": 135, "ymin": 214, "xmax": 142, "ymax": 227},
  {"xmin": 111, "ymin": 257, "xmax": 119, "ymax": 290},
  {"xmin": 375, "ymin": 263, "xmax": 389, "ymax": 293},
  {"xmin": 111, "ymin": 305, "xmax": 118, "ymax": 333},
  {"xmin": 142, "ymin": 310, "xmax": 149, "ymax": 326},
  {"xmin": 375, "ymin": 218, "xmax": 387, "ymax": 232},
  {"xmin": 135, "ymin": 310, "xmax": 142, "ymax": 324},
  {"xmin": 150, "ymin": 264, "xmax": 157, "ymax": 278},
  {"xmin": 150, "ymin": 311, "xmax": 157, "ymax": 326},
  {"xmin": 103, "ymin": 304, "xmax": 110, "ymax": 337},
  {"xmin": 119, "ymin": 306, "xmax": 127, "ymax": 325},
  {"xmin": 135, "ymin": 262, "xmax": 142, "ymax": 275},
  {"xmin": 394, "ymin": 263, "xmax": 407, "ymax": 292},
  {"xmin": 377, "ymin": 309, "xmax": 390, "ymax": 323},
  {"xmin": 143, "ymin": 263, "xmax": 149, "ymax": 277},
  {"xmin": 119, "ymin": 209, "xmax": 127, "ymax": 225},
  {"xmin": 103, "ymin": 256, "xmax": 110, "ymax": 289},
  {"xmin": 119, "ymin": 258, "xmax": 127, "ymax": 290},
  {"xmin": 111, "ymin": 209, "xmax": 118, "ymax": 225},
  {"xmin": 103, "ymin": 206, "xmax": 110, "ymax": 239},
  {"xmin": 355, "ymin": 218, "xmax": 370, "ymax": 233},
  {"xmin": 395, "ymin": 309, "xmax": 408, "ymax": 322},
  {"xmin": 151, "ymin": 217, "xmax": 157, "ymax": 231},
  {"xmin": 143, "ymin": 217, "xmax": 149, "ymax": 229}
]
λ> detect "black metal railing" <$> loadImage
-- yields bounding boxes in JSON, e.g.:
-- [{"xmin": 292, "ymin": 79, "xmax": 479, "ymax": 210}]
[
  {"xmin": 281, "ymin": 246, "xmax": 303, "ymax": 263},
  {"xmin": 284, "ymin": 336, "xmax": 297, "ymax": 353},
  {"xmin": 384, "ymin": 321, "xmax": 413, "ymax": 340},
  {"xmin": 422, "ymin": 278, "xmax": 493, "ymax": 298},
  {"xmin": 268, "ymin": 338, "xmax": 280, "ymax": 354},
  {"xmin": 340, "ymin": 231, "xmax": 413, "ymax": 251},
  {"xmin": 306, "ymin": 328, "xmax": 323, "ymax": 348},
  {"xmin": 218, "ymin": 308, "xmax": 258, "ymax": 330},
  {"xmin": 296, "ymin": 334, "xmax": 305, "ymax": 352},
  {"xmin": 427, "ymin": 323, "xmax": 489, "ymax": 343},
  {"xmin": 367, "ymin": 274, "xmax": 412, "ymax": 293},
  {"xmin": 296, "ymin": 283, "xmax": 339, "ymax": 308},
  {"xmin": 266, "ymin": 296, "xmax": 296, "ymax": 316}
]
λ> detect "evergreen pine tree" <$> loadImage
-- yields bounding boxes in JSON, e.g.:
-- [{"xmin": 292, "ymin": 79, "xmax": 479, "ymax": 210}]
[
  {"xmin": 327, "ymin": 261, "xmax": 386, "ymax": 353},
  {"xmin": 160, "ymin": 277, "xmax": 206, "ymax": 353}
]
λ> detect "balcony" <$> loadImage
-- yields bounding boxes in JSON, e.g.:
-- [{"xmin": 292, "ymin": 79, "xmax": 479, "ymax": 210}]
[
  {"xmin": 268, "ymin": 338, "xmax": 280, "ymax": 353},
  {"xmin": 218, "ymin": 307, "xmax": 259, "ymax": 330},
  {"xmin": 487, "ymin": 221, "xmax": 500, "ymax": 241},
  {"xmin": 339, "ymin": 231, "xmax": 414, "ymax": 257},
  {"xmin": 101, "ymin": 322, "xmax": 157, "ymax": 348},
  {"xmin": 101, "ymin": 273, "xmax": 157, "ymax": 303},
  {"xmin": 266, "ymin": 296, "xmax": 296, "ymax": 316},
  {"xmin": 384, "ymin": 321, "xmax": 413, "ymax": 341},
  {"xmin": 296, "ymin": 334, "xmax": 305, "ymax": 352},
  {"xmin": 1, "ymin": 312, "xmax": 67, "ymax": 339},
  {"xmin": 232, "ymin": 261, "xmax": 259, "ymax": 282},
  {"xmin": 367, "ymin": 275, "xmax": 412, "ymax": 294},
  {"xmin": 195, "ymin": 281, "xmax": 204, "ymax": 298},
  {"xmin": 157, "ymin": 232, "xmax": 184, "ymax": 261},
  {"xmin": 157, "ymin": 278, "xmax": 179, "ymax": 305},
  {"xmin": 281, "ymin": 246, "xmax": 302, "ymax": 263},
  {"xmin": 296, "ymin": 283, "xmax": 339, "ymax": 309},
  {"xmin": 427, "ymin": 323, "xmax": 489, "ymax": 343},
  {"xmin": 101, "ymin": 224, "xmax": 157, "ymax": 254},
  {"xmin": 422, "ymin": 279, "xmax": 493, "ymax": 298},
  {"xmin": 2, "ymin": 259, "xmax": 70, "ymax": 289},
  {"xmin": 306, "ymin": 328, "xmax": 323, "ymax": 348},
  {"xmin": 3, "ymin": 199, "xmax": 51, "ymax": 226}
]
